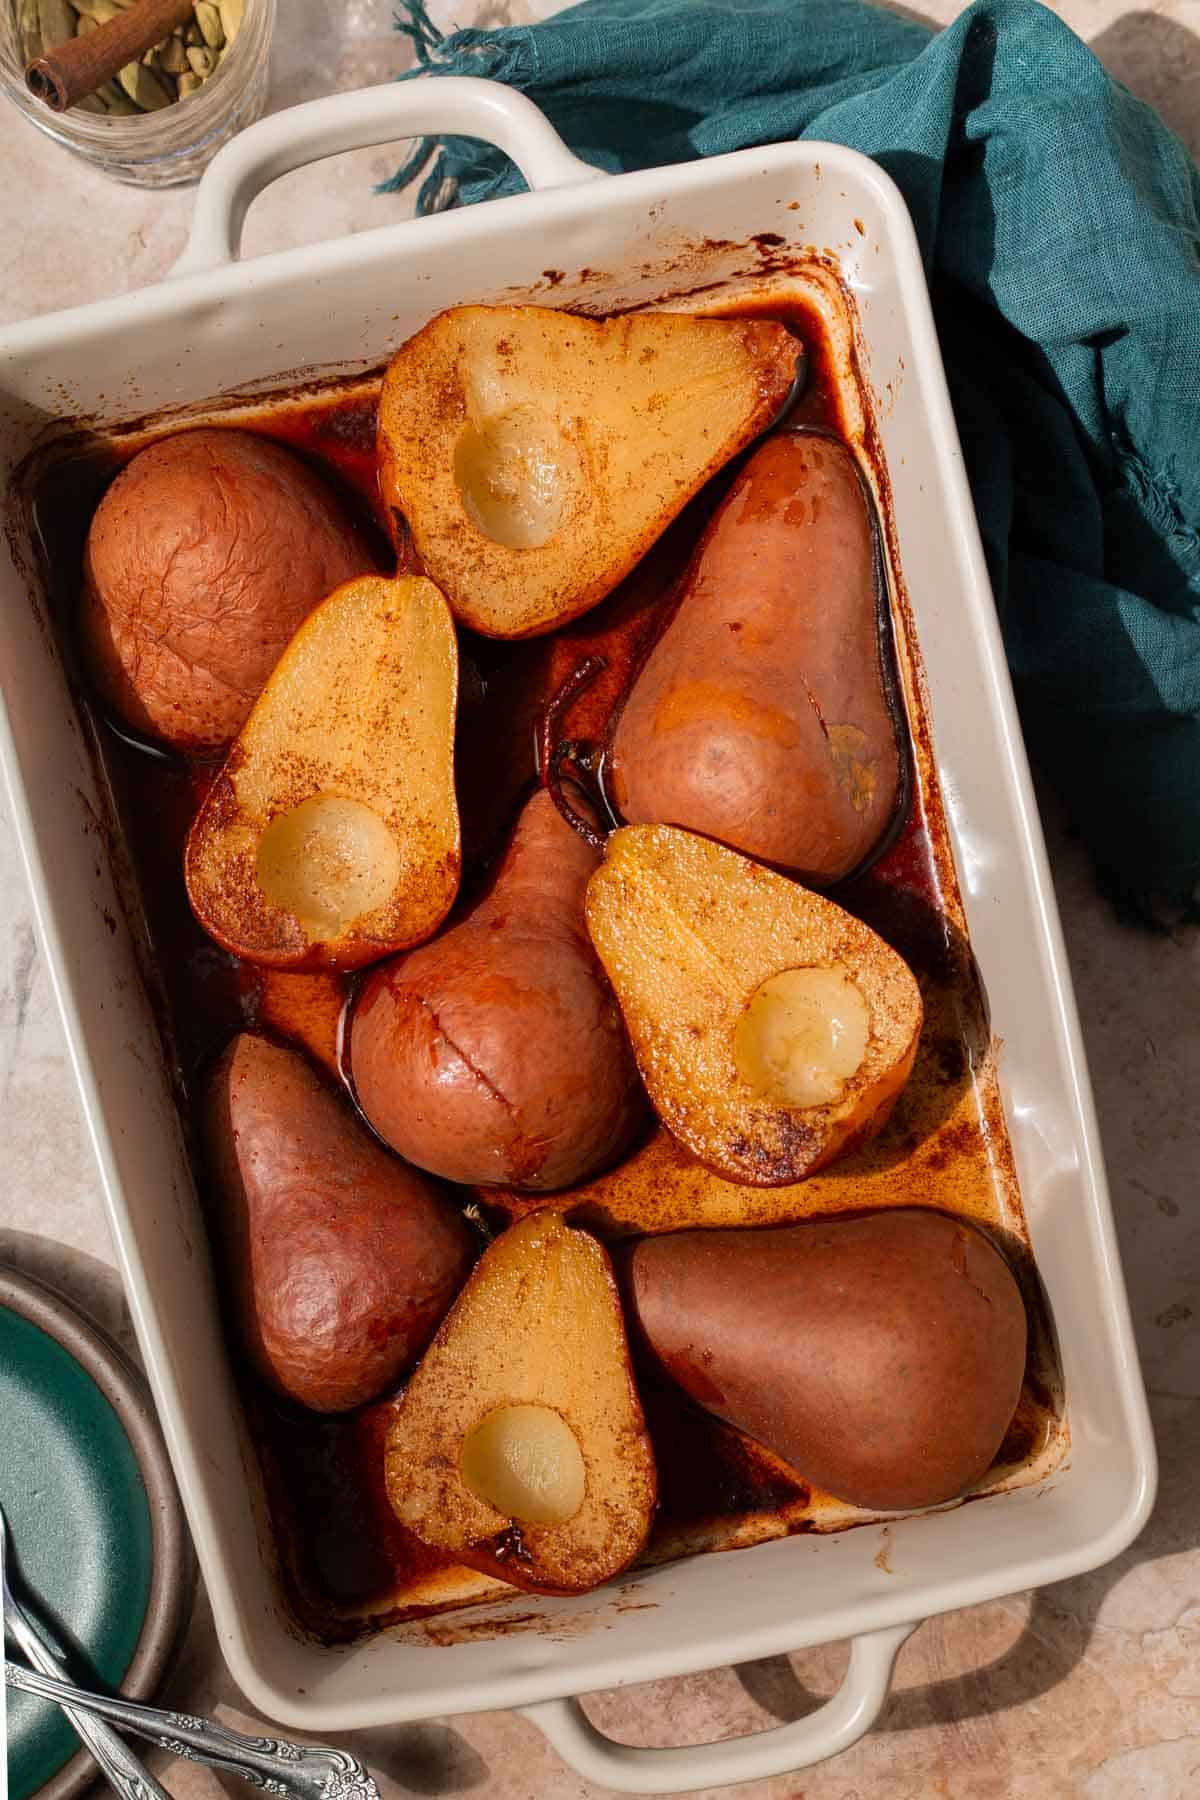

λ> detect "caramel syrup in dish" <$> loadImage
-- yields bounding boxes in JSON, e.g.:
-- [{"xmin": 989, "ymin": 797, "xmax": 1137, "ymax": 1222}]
[{"xmin": 23, "ymin": 287, "xmax": 1068, "ymax": 1643}]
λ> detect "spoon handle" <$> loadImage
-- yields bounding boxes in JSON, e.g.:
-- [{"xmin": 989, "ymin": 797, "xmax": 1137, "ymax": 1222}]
[
  {"xmin": 5, "ymin": 1661, "xmax": 377, "ymax": 1800},
  {"xmin": 3, "ymin": 1605, "xmax": 173, "ymax": 1800}
]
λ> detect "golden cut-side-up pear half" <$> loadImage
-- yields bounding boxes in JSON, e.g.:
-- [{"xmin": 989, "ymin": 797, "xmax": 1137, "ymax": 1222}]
[
  {"xmin": 378, "ymin": 306, "xmax": 800, "ymax": 638},
  {"xmin": 384, "ymin": 1213, "xmax": 656, "ymax": 1595},
  {"xmin": 186, "ymin": 576, "xmax": 459, "ymax": 971},
  {"xmin": 586, "ymin": 826, "xmax": 923, "ymax": 1186}
]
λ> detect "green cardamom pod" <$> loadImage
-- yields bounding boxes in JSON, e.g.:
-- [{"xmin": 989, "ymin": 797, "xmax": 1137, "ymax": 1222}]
[
  {"xmin": 116, "ymin": 58, "xmax": 174, "ymax": 110},
  {"xmin": 37, "ymin": 0, "xmax": 77, "ymax": 49},
  {"xmin": 93, "ymin": 77, "xmax": 139, "ymax": 113},
  {"xmin": 158, "ymin": 35, "xmax": 190, "ymax": 74},
  {"xmin": 194, "ymin": 2, "xmax": 223, "ymax": 49},
  {"xmin": 176, "ymin": 69, "xmax": 202, "ymax": 97},
  {"xmin": 19, "ymin": 0, "xmax": 44, "ymax": 62},
  {"xmin": 185, "ymin": 44, "xmax": 216, "ymax": 78},
  {"xmin": 218, "ymin": 0, "xmax": 244, "ymax": 42}
]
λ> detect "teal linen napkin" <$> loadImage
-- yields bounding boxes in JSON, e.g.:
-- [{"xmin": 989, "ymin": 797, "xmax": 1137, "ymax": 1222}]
[{"xmin": 388, "ymin": 0, "xmax": 1200, "ymax": 921}]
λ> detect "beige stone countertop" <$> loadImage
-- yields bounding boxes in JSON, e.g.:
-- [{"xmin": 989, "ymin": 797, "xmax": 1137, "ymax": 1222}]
[{"xmin": 2, "ymin": 2, "xmax": 1198, "ymax": 1795}]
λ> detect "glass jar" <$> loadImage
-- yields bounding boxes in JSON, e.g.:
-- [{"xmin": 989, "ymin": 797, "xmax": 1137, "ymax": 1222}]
[{"xmin": 0, "ymin": 0, "xmax": 276, "ymax": 188}]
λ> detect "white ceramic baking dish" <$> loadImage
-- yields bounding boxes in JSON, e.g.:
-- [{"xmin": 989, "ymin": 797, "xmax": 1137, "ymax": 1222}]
[{"xmin": 0, "ymin": 78, "xmax": 1156, "ymax": 1794}]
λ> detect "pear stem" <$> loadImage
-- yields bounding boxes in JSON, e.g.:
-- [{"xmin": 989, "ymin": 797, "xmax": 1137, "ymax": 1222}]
[
  {"xmin": 540, "ymin": 655, "xmax": 610, "ymax": 852},
  {"xmin": 538, "ymin": 652, "xmax": 608, "ymax": 775}
]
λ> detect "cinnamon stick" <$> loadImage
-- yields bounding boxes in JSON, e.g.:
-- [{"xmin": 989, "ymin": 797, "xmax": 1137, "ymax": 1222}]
[{"xmin": 26, "ymin": 0, "xmax": 196, "ymax": 113}]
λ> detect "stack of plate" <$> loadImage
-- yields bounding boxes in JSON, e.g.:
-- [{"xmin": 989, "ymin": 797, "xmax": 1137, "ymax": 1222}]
[{"xmin": 0, "ymin": 1269, "xmax": 192, "ymax": 1800}]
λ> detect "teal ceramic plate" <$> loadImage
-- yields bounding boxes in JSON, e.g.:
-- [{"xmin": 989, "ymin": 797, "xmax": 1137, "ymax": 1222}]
[{"xmin": 0, "ymin": 1267, "xmax": 192, "ymax": 1800}]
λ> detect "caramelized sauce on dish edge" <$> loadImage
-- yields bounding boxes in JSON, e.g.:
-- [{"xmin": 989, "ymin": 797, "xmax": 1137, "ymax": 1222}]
[{"xmin": 21, "ymin": 288, "xmax": 1067, "ymax": 1645}]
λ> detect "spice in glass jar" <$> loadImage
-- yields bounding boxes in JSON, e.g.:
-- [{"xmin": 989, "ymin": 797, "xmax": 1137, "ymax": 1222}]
[{"xmin": 15, "ymin": 0, "xmax": 243, "ymax": 113}]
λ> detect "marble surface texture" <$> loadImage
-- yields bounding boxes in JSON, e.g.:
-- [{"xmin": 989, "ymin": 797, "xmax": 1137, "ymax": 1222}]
[{"xmin": 2, "ymin": 2, "xmax": 1199, "ymax": 1796}]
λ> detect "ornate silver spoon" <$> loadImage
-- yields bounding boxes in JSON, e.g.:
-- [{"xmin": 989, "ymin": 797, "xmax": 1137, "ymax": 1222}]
[
  {"xmin": 1, "ymin": 1502, "xmax": 173, "ymax": 1800},
  {"xmin": 5, "ymin": 1660, "xmax": 380, "ymax": 1800}
]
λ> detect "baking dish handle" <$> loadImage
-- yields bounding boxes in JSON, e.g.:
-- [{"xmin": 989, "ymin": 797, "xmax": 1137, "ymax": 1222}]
[
  {"xmin": 518, "ymin": 1620, "xmax": 918, "ymax": 1795},
  {"xmin": 172, "ymin": 76, "xmax": 605, "ymax": 277}
]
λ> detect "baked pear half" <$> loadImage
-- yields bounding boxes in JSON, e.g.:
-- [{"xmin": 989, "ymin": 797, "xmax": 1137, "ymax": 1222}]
[
  {"xmin": 585, "ymin": 826, "xmax": 923, "ymax": 1185},
  {"xmin": 378, "ymin": 305, "xmax": 800, "ymax": 637},
  {"xmin": 186, "ymin": 575, "xmax": 459, "ymax": 971},
  {"xmin": 383, "ymin": 1213, "xmax": 656, "ymax": 1595}
]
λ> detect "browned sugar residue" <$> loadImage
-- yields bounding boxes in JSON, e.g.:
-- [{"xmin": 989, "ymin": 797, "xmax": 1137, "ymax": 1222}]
[{"xmin": 18, "ymin": 257, "xmax": 1066, "ymax": 1647}]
